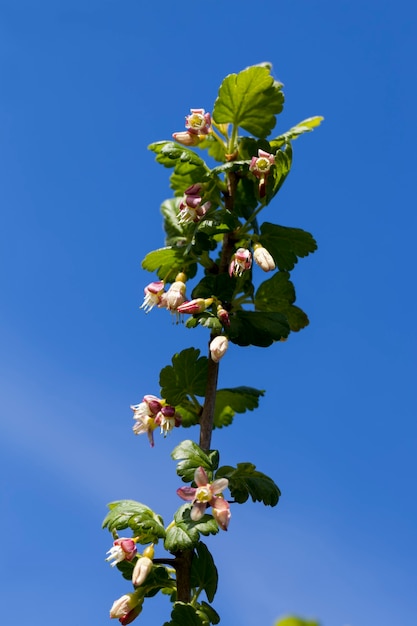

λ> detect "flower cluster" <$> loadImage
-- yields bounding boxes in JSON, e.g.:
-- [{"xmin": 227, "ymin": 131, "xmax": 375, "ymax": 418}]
[
  {"xmin": 140, "ymin": 274, "xmax": 187, "ymax": 316},
  {"xmin": 131, "ymin": 395, "xmax": 181, "ymax": 447},
  {"xmin": 178, "ymin": 183, "xmax": 211, "ymax": 224},
  {"xmin": 177, "ymin": 466, "xmax": 231, "ymax": 531},
  {"xmin": 109, "ymin": 545, "xmax": 155, "ymax": 624},
  {"xmin": 173, "ymin": 108, "xmax": 211, "ymax": 146}
]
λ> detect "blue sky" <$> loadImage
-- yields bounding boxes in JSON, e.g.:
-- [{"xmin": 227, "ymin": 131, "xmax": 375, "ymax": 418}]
[{"xmin": 0, "ymin": 1, "xmax": 416, "ymax": 625}]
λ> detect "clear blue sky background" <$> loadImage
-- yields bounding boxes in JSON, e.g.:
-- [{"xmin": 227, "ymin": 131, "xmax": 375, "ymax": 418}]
[{"xmin": 1, "ymin": 1, "xmax": 416, "ymax": 625}]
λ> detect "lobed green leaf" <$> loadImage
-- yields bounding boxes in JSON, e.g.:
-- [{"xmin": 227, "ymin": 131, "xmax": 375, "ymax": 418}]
[
  {"xmin": 213, "ymin": 65, "xmax": 284, "ymax": 138},
  {"xmin": 215, "ymin": 462, "xmax": 281, "ymax": 506},
  {"xmin": 160, "ymin": 348, "xmax": 208, "ymax": 406},
  {"xmin": 149, "ymin": 141, "xmax": 207, "ymax": 169},
  {"xmin": 163, "ymin": 602, "xmax": 206, "ymax": 626},
  {"xmin": 141, "ymin": 247, "xmax": 197, "ymax": 282},
  {"xmin": 259, "ymin": 222, "xmax": 317, "ymax": 271},
  {"xmin": 171, "ymin": 440, "xmax": 218, "ymax": 482},
  {"xmin": 102, "ymin": 500, "xmax": 166, "ymax": 544},
  {"xmin": 228, "ymin": 310, "xmax": 290, "ymax": 347},
  {"xmin": 164, "ymin": 504, "xmax": 219, "ymax": 552},
  {"xmin": 214, "ymin": 386, "xmax": 265, "ymax": 428},
  {"xmin": 270, "ymin": 116, "xmax": 324, "ymax": 149},
  {"xmin": 255, "ymin": 271, "xmax": 309, "ymax": 332},
  {"xmin": 190, "ymin": 542, "xmax": 218, "ymax": 603}
]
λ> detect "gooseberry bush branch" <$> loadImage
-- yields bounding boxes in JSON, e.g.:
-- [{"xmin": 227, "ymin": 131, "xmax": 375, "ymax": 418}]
[{"xmin": 103, "ymin": 63, "xmax": 322, "ymax": 625}]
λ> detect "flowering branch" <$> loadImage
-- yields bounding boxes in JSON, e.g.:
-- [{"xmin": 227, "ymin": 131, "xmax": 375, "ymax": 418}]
[{"xmin": 102, "ymin": 63, "xmax": 323, "ymax": 625}]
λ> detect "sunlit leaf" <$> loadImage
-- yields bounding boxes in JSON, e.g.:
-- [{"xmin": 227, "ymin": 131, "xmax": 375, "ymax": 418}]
[
  {"xmin": 171, "ymin": 439, "xmax": 217, "ymax": 482},
  {"xmin": 270, "ymin": 116, "xmax": 324, "ymax": 149},
  {"xmin": 213, "ymin": 65, "xmax": 284, "ymax": 138}
]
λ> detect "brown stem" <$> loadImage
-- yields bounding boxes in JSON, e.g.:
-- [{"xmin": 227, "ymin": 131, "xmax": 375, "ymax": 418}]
[
  {"xmin": 174, "ymin": 549, "xmax": 194, "ymax": 603},
  {"xmin": 199, "ymin": 352, "xmax": 219, "ymax": 451}
]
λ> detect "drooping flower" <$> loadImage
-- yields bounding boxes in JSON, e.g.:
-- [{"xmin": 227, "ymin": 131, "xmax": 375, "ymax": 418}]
[
  {"xmin": 106, "ymin": 538, "xmax": 137, "ymax": 567},
  {"xmin": 159, "ymin": 280, "xmax": 186, "ymax": 312},
  {"xmin": 140, "ymin": 281, "xmax": 165, "ymax": 313},
  {"xmin": 253, "ymin": 243, "xmax": 275, "ymax": 272},
  {"xmin": 209, "ymin": 335, "xmax": 229, "ymax": 363},
  {"xmin": 177, "ymin": 466, "xmax": 231, "ymax": 530},
  {"xmin": 154, "ymin": 404, "xmax": 182, "ymax": 436},
  {"xmin": 229, "ymin": 248, "xmax": 252, "ymax": 277},
  {"xmin": 110, "ymin": 593, "xmax": 142, "ymax": 624},
  {"xmin": 185, "ymin": 108, "xmax": 211, "ymax": 135},
  {"xmin": 132, "ymin": 545, "xmax": 155, "ymax": 587},
  {"xmin": 178, "ymin": 184, "xmax": 211, "ymax": 224},
  {"xmin": 131, "ymin": 395, "xmax": 162, "ymax": 447}
]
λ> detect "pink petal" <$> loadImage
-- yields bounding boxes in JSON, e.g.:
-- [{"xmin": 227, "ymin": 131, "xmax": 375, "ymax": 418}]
[
  {"xmin": 194, "ymin": 466, "xmax": 209, "ymax": 487},
  {"xmin": 177, "ymin": 487, "xmax": 196, "ymax": 501}
]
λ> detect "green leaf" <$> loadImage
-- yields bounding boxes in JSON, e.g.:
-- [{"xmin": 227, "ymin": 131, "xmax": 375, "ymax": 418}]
[
  {"xmin": 259, "ymin": 222, "xmax": 317, "ymax": 271},
  {"xmin": 270, "ymin": 116, "xmax": 324, "ymax": 149},
  {"xmin": 215, "ymin": 462, "xmax": 281, "ymax": 506},
  {"xmin": 214, "ymin": 386, "xmax": 265, "ymax": 428},
  {"xmin": 170, "ymin": 160, "xmax": 209, "ymax": 197},
  {"xmin": 191, "ymin": 542, "xmax": 218, "ymax": 603},
  {"xmin": 149, "ymin": 141, "xmax": 207, "ymax": 169},
  {"xmin": 160, "ymin": 348, "xmax": 208, "ymax": 406},
  {"xmin": 197, "ymin": 602, "xmax": 220, "ymax": 625},
  {"xmin": 199, "ymin": 134, "xmax": 227, "ymax": 162},
  {"xmin": 163, "ymin": 602, "xmax": 205, "ymax": 626},
  {"xmin": 191, "ymin": 273, "xmax": 236, "ymax": 305},
  {"xmin": 102, "ymin": 500, "xmax": 166, "ymax": 543},
  {"xmin": 265, "ymin": 143, "xmax": 293, "ymax": 203},
  {"xmin": 160, "ymin": 198, "xmax": 188, "ymax": 247},
  {"xmin": 164, "ymin": 505, "xmax": 218, "ymax": 552},
  {"xmin": 275, "ymin": 617, "xmax": 320, "ymax": 626},
  {"xmin": 171, "ymin": 440, "xmax": 217, "ymax": 482},
  {"xmin": 255, "ymin": 271, "xmax": 309, "ymax": 332},
  {"xmin": 213, "ymin": 65, "xmax": 284, "ymax": 138},
  {"xmin": 228, "ymin": 310, "xmax": 290, "ymax": 347},
  {"xmin": 141, "ymin": 247, "xmax": 197, "ymax": 282},
  {"xmin": 175, "ymin": 402, "xmax": 200, "ymax": 428}
]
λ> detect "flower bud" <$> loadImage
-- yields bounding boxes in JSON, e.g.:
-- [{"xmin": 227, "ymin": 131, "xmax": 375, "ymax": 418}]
[
  {"xmin": 132, "ymin": 556, "xmax": 153, "ymax": 587},
  {"xmin": 253, "ymin": 244, "xmax": 275, "ymax": 272},
  {"xmin": 177, "ymin": 298, "xmax": 213, "ymax": 314},
  {"xmin": 210, "ymin": 335, "xmax": 229, "ymax": 363},
  {"xmin": 160, "ymin": 280, "xmax": 186, "ymax": 311},
  {"xmin": 212, "ymin": 497, "xmax": 232, "ymax": 531},
  {"xmin": 217, "ymin": 305, "xmax": 230, "ymax": 327},
  {"xmin": 110, "ymin": 594, "xmax": 138, "ymax": 619},
  {"xmin": 172, "ymin": 130, "xmax": 201, "ymax": 146}
]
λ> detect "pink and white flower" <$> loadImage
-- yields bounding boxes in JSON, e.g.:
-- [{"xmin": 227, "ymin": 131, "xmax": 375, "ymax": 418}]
[
  {"xmin": 249, "ymin": 149, "xmax": 275, "ymax": 178},
  {"xmin": 229, "ymin": 248, "xmax": 252, "ymax": 277},
  {"xmin": 178, "ymin": 184, "xmax": 211, "ymax": 224},
  {"xmin": 159, "ymin": 280, "xmax": 186, "ymax": 312},
  {"xmin": 185, "ymin": 108, "xmax": 211, "ymax": 135},
  {"xmin": 154, "ymin": 405, "xmax": 182, "ymax": 436},
  {"xmin": 177, "ymin": 466, "xmax": 231, "ymax": 530},
  {"xmin": 106, "ymin": 538, "xmax": 137, "ymax": 567},
  {"xmin": 140, "ymin": 281, "xmax": 165, "ymax": 313},
  {"xmin": 131, "ymin": 395, "xmax": 162, "ymax": 447}
]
